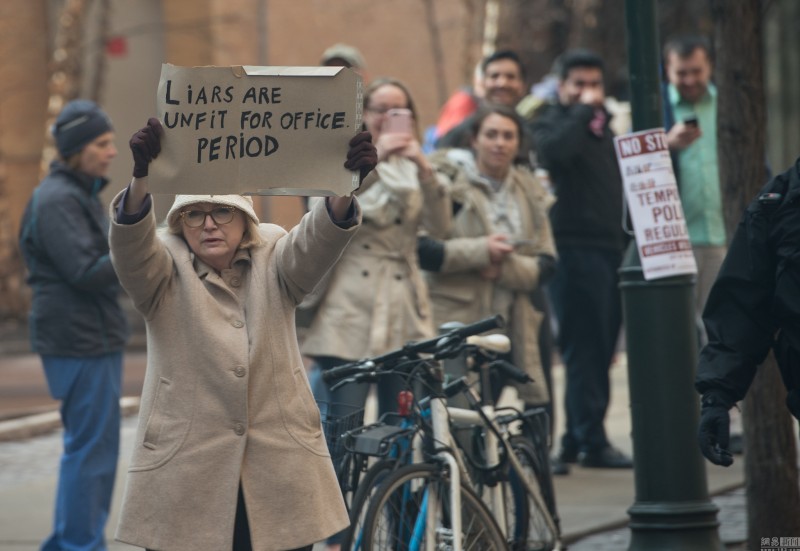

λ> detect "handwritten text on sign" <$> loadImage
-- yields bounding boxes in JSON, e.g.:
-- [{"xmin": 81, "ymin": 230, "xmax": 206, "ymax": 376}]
[
  {"xmin": 614, "ymin": 129, "xmax": 697, "ymax": 280},
  {"xmin": 148, "ymin": 64, "xmax": 362, "ymax": 196}
]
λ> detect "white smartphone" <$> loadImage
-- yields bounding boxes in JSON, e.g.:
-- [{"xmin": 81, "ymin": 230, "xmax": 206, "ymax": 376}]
[{"xmin": 383, "ymin": 108, "xmax": 414, "ymax": 135}]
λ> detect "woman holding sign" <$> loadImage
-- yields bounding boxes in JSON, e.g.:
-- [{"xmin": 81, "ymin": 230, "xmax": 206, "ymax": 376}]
[
  {"xmin": 108, "ymin": 117, "xmax": 377, "ymax": 551},
  {"xmin": 301, "ymin": 78, "xmax": 450, "ymax": 419}
]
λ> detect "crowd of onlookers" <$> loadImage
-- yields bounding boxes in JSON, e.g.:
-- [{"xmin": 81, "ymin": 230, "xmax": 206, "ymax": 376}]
[{"xmin": 309, "ymin": 40, "xmax": 725, "ymax": 476}]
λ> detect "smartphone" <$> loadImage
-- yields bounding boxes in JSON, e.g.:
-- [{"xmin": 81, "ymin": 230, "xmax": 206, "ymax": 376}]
[
  {"xmin": 683, "ymin": 114, "xmax": 699, "ymax": 128},
  {"xmin": 383, "ymin": 108, "xmax": 414, "ymax": 135},
  {"xmin": 509, "ymin": 238, "xmax": 533, "ymax": 249}
]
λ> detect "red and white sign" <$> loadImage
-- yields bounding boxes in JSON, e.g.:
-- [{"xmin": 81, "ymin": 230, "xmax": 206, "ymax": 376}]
[{"xmin": 614, "ymin": 128, "xmax": 697, "ymax": 280}]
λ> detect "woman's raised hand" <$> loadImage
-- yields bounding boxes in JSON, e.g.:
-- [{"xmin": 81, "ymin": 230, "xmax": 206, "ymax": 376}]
[
  {"xmin": 374, "ymin": 131, "xmax": 414, "ymax": 162},
  {"xmin": 344, "ymin": 131, "xmax": 378, "ymax": 185},
  {"xmin": 129, "ymin": 118, "xmax": 164, "ymax": 178},
  {"xmin": 375, "ymin": 132, "xmax": 434, "ymax": 181}
]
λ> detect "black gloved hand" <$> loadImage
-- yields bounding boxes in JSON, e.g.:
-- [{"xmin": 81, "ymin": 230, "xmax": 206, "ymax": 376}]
[
  {"xmin": 130, "ymin": 117, "xmax": 164, "ymax": 178},
  {"xmin": 344, "ymin": 131, "xmax": 377, "ymax": 185},
  {"xmin": 697, "ymin": 391, "xmax": 734, "ymax": 467}
]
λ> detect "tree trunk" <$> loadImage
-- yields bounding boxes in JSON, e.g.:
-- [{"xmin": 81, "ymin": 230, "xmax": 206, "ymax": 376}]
[
  {"xmin": 742, "ymin": 356, "xmax": 800, "ymax": 548},
  {"xmin": 40, "ymin": 0, "xmax": 90, "ymax": 177},
  {"xmin": 497, "ymin": 0, "xmax": 627, "ymax": 95},
  {"xmin": 421, "ymin": 0, "xmax": 449, "ymax": 108},
  {"xmin": 0, "ymin": 0, "xmax": 50, "ymax": 322},
  {"xmin": 87, "ymin": 0, "xmax": 110, "ymax": 103},
  {"xmin": 711, "ymin": 0, "xmax": 800, "ymax": 547}
]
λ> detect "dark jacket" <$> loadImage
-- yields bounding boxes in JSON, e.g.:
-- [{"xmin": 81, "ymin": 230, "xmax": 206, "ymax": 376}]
[
  {"xmin": 695, "ymin": 158, "xmax": 800, "ymax": 418},
  {"xmin": 532, "ymin": 102, "xmax": 625, "ymax": 252},
  {"xmin": 19, "ymin": 161, "xmax": 128, "ymax": 356}
]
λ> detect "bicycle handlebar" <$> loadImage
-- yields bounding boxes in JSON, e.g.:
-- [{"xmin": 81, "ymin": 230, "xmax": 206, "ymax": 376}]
[
  {"xmin": 489, "ymin": 359, "xmax": 532, "ymax": 384},
  {"xmin": 322, "ymin": 359, "xmax": 375, "ymax": 385},
  {"xmin": 321, "ymin": 315, "xmax": 505, "ymax": 385},
  {"xmin": 397, "ymin": 314, "xmax": 506, "ymax": 360}
]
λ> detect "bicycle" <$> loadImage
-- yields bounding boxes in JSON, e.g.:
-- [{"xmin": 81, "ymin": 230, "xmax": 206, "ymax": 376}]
[
  {"xmin": 441, "ymin": 328, "xmax": 560, "ymax": 551},
  {"xmin": 324, "ymin": 315, "xmax": 562, "ymax": 551}
]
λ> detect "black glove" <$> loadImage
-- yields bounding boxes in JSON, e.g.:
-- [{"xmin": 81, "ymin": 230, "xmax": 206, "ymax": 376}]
[
  {"xmin": 344, "ymin": 131, "xmax": 377, "ymax": 185},
  {"xmin": 130, "ymin": 117, "xmax": 164, "ymax": 178},
  {"xmin": 697, "ymin": 391, "xmax": 734, "ymax": 467}
]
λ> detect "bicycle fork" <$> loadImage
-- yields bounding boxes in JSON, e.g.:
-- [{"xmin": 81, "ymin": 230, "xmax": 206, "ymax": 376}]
[{"xmin": 430, "ymin": 397, "xmax": 462, "ymax": 551}]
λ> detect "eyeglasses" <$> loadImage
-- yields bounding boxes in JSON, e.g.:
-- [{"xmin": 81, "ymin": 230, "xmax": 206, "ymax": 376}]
[
  {"xmin": 180, "ymin": 207, "xmax": 236, "ymax": 228},
  {"xmin": 365, "ymin": 106, "xmax": 406, "ymax": 115}
]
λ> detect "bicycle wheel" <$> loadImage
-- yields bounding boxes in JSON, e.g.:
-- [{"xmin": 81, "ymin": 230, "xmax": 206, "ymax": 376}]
[
  {"xmin": 363, "ymin": 463, "xmax": 506, "ymax": 551},
  {"xmin": 466, "ymin": 429, "xmax": 528, "ymax": 550},
  {"xmin": 508, "ymin": 436, "xmax": 559, "ymax": 551},
  {"xmin": 342, "ymin": 458, "xmax": 399, "ymax": 551}
]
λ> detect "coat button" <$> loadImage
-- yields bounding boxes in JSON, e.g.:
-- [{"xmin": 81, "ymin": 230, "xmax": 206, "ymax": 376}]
[
  {"xmin": 232, "ymin": 320, "xmax": 244, "ymax": 328},
  {"xmin": 394, "ymin": 274, "xmax": 402, "ymax": 281},
  {"xmin": 230, "ymin": 276, "xmax": 241, "ymax": 287},
  {"xmin": 394, "ymin": 218, "xmax": 402, "ymax": 225},
  {"xmin": 234, "ymin": 423, "xmax": 246, "ymax": 436},
  {"xmin": 234, "ymin": 366, "xmax": 246, "ymax": 377},
  {"xmin": 363, "ymin": 243, "xmax": 371, "ymax": 250},
  {"xmin": 362, "ymin": 270, "xmax": 369, "ymax": 277}
]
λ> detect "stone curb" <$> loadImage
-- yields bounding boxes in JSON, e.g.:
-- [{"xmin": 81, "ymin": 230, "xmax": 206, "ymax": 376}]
[{"xmin": 0, "ymin": 396, "xmax": 140, "ymax": 442}]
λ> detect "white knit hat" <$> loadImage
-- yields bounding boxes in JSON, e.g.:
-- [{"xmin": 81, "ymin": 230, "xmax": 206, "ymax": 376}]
[{"xmin": 166, "ymin": 194, "xmax": 260, "ymax": 228}]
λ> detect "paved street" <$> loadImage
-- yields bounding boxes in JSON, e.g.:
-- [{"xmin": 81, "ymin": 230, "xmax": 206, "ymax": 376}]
[{"xmin": 0, "ymin": 348, "xmax": 749, "ymax": 549}]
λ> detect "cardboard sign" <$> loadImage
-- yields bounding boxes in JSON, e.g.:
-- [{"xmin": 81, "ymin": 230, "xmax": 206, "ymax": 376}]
[
  {"xmin": 614, "ymin": 128, "xmax": 697, "ymax": 280},
  {"xmin": 149, "ymin": 64, "xmax": 363, "ymax": 196}
]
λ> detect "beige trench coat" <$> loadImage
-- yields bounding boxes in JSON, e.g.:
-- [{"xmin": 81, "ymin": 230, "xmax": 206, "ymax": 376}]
[
  {"xmin": 425, "ymin": 158, "xmax": 556, "ymax": 404},
  {"xmin": 109, "ymin": 196, "xmax": 359, "ymax": 551},
  {"xmin": 301, "ymin": 156, "xmax": 450, "ymax": 360}
]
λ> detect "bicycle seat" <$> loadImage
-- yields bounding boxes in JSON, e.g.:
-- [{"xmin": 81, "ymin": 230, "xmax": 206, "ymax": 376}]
[{"xmin": 466, "ymin": 333, "xmax": 511, "ymax": 354}]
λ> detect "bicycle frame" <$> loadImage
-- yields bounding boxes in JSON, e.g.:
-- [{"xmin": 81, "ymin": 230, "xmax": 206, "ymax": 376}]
[
  {"xmin": 323, "ymin": 315, "xmax": 560, "ymax": 551},
  {"xmin": 447, "ymin": 397, "xmax": 560, "ymax": 541}
]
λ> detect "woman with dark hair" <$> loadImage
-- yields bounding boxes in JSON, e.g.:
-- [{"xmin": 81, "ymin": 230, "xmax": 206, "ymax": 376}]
[
  {"xmin": 302, "ymin": 78, "xmax": 450, "ymax": 417},
  {"xmin": 421, "ymin": 104, "xmax": 557, "ymax": 412}
]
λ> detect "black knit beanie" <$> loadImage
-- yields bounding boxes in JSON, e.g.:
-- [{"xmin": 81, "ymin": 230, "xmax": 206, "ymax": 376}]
[{"xmin": 52, "ymin": 99, "xmax": 113, "ymax": 158}]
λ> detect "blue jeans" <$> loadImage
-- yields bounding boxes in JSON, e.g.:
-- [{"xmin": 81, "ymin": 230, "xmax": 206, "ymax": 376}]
[
  {"xmin": 309, "ymin": 356, "xmax": 406, "ymax": 420},
  {"xmin": 40, "ymin": 352, "xmax": 123, "ymax": 551},
  {"xmin": 548, "ymin": 247, "xmax": 622, "ymax": 454}
]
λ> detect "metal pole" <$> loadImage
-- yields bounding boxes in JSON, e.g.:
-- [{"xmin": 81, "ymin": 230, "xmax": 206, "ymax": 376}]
[{"xmin": 621, "ymin": 1, "xmax": 723, "ymax": 549}]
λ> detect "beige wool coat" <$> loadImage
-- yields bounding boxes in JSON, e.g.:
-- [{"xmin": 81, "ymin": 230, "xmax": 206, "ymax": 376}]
[
  {"xmin": 109, "ymin": 195, "xmax": 359, "ymax": 551},
  {"xmin": 301, "ymin": 157, "xmax": 450, "ymax": 360},
  {"xmin": 425, "ymin": 156, "xmax": 556, "ymax": 404}
]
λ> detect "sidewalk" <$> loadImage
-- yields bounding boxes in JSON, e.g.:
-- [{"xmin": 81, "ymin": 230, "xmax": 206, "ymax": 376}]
[
  {"xmin": 0, "ymin": 351, "xmax": 745, "ymax": 549},
  {"xmin": 553, "ymin": 355, "xmax": 747, "ymax": 549}
]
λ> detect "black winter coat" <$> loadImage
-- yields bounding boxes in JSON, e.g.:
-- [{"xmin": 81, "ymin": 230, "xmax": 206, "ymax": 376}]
[
  {"xmin": 531, "ymin": 102, "xmax": 625, "ymax": 252},
  {"xmin": 696, "ymin": 157, "xmax": 800, "ymax": 418},
  {"xmin": 19, "ymin": 161, "xmax": 128, "ymax": 356}
]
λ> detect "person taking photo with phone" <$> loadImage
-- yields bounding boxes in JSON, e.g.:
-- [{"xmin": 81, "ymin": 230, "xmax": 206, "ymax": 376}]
[
  {"xmin": 663, "ymin": 35, "xmax": 748, "ymax": 455},
  {"xmin": 302, "ymin": 78, "xmax": 450, "ymax": 415},
  {"xmin": 300, "ymin": 78, "xmax": 450, "ymax": 551},
  {"xmin": 663, "ymin": 35, "xmax": 726, "ymax": 345}
]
